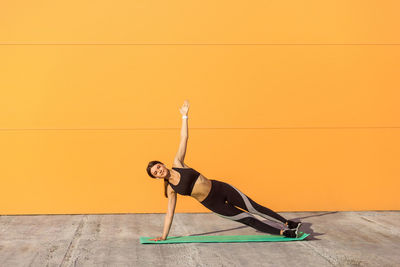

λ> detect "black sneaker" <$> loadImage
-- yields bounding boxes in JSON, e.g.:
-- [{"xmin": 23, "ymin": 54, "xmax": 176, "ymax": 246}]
[
  {"xmin": 283, "ymin": 229, "xmax": 296, "ymax": 238},
  {"xmin": 286, "ymin": 220, "xmax": 302, "ymax": 232},
  {"xmin": 283, "ymin": 229, "xmax": 302, "ymax": 238}
]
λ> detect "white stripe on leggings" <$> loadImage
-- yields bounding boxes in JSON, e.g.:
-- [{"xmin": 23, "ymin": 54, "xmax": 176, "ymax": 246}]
[
  {"xmin": 228, "ymin": 183, "xmax": 272, "ymax": 220},
  {"xmin": 215, "ymin": 210, "xmax": 256, "ymax": 221}
]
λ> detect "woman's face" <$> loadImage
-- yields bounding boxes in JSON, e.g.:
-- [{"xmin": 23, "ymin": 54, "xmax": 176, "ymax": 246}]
[{"xmin": 151, "ymin": 163, "xmax": 168, "ymax": 179}]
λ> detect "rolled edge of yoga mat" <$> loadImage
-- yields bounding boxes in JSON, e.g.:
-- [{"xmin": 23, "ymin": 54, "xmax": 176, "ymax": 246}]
[{"xmin": 140, "ymin": 232, "xmax": 310, "ymax": 244}]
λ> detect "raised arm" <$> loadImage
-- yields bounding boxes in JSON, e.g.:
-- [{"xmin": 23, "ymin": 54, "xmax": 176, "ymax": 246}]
[
  {"xmin": 179, "ymin": 100, "xmax": 189, "ymax": 136},
  {"xmin": 174, "ymin": 100, "xmax": 190, "ymax": 164}
]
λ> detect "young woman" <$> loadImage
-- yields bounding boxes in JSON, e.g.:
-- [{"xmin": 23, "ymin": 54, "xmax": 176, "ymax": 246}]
[{"xmin": 147, "ymin": 100, "xmax": 302, "ymax": 241}]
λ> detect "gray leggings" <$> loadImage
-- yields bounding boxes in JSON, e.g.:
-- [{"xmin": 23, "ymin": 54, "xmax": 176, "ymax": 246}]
[{"xmin": 200, "ymin": 179, "xmax": 287, "ymax": 235}]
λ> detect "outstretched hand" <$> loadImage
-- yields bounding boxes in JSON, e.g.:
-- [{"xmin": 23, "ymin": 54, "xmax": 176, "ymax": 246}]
[{"xmin": 179, "ymin": 100, "xmax": 190, "ymax": 115}]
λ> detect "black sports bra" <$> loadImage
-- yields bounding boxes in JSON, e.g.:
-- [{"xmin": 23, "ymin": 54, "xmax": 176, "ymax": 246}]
[{"xmin": 168, "ymin": 167, "xmax": 201, "ymax": 196}]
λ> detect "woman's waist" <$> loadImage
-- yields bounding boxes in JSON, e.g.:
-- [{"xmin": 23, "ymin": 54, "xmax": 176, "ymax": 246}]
[{"xmin": 191, "ymin": 175, "xmax": 213, "ymax": 200}]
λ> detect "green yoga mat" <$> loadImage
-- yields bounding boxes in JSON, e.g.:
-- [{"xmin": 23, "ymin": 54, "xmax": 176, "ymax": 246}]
[{"xmin": 140, "ymin": 231, "xmax": 309, "ymax": 244}]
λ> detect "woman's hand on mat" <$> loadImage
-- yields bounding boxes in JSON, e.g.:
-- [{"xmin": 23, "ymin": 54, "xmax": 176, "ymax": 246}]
[
  {"xmin": 179, "ymin": 100, "xmax": 190, "ymax": 115},
  {"xmin": 150, "ymin": 236, "xmax": 166, "ymax": 241}
]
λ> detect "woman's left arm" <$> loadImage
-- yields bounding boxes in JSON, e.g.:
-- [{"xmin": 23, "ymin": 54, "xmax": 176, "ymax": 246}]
[
  {"xmin": 179, "ymin": 100, "xmax": 190, "ymax": 137},
  {"xmin": 180, "ymin": 114, "xmax": 188, "ymax": 137},
  {"xmin": 174, "ymin": 100, "xmax": 190, "ymax": 163}
]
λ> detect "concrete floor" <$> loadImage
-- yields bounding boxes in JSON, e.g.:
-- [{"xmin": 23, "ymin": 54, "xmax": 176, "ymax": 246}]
[{"xmin": 0, "ymin": 211, "xmax": 399, "ymax": 267}]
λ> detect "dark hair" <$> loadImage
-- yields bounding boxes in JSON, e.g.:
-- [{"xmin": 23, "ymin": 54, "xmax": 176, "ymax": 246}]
[{"xmin": 147, "ymin": 160, "xmax": 169, "ymax": 198}]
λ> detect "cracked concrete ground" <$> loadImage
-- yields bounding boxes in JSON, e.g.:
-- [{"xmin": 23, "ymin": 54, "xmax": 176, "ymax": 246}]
[{"xmin": 0, "ymin": 211, "xmax": 399, "ymax": 266}]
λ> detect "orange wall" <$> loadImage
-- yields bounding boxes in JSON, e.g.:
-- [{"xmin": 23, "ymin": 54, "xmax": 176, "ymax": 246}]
[{"xmin": 0, "ymin": 1, "xmax": 399, "ymax": 215}]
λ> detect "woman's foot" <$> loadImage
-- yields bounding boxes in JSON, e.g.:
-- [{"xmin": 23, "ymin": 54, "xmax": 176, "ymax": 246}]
[
  {"xmin": 285, "ymin": 220, "xmax": 302, "ymax": 231},
  {"xmin": 281, "ymin": 229, "xmax": 298, "ymax": 238}
]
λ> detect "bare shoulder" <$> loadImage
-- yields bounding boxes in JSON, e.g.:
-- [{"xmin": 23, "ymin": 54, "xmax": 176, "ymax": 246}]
[{"xmin": 172, "ymin": 160, "xmax": 190, "ymax": 168}]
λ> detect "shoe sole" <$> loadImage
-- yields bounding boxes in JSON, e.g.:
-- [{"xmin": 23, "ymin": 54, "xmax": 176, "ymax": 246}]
[
  {"xmin": 296, "ymin": 222, "xmax": 302, "ymax": 232},
  {"xmin": 295, "ymin": 223, "xmax": 303, "ymax": 238},
  {"xmin": 288, "ymin": 222, "xmax": 302, "ymax": 231}
]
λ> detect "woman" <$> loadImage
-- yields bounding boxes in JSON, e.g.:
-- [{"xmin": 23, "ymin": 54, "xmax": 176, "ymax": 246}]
[{"xmin": 147, "ymin": 100, "xmax": 302, "ymax": 241}]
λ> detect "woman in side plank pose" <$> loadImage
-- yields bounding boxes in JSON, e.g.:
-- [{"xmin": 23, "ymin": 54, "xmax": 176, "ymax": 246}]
[{"xmin": 147, "ymin": 100, "xmax": 302, "ymax": 241}]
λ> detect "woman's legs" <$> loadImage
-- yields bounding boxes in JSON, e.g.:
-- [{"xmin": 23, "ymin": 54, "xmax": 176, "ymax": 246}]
[
  {"xmin": 221, "ymin": 181, "xmax": 288, "ymax": 224},
  {"xmin": 200, "ymin": 180, "xmax": 284, "ymax": 235},
  {"xmin": 214, "ymin": 203, "xmax": 283, "ymax": 235}
]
